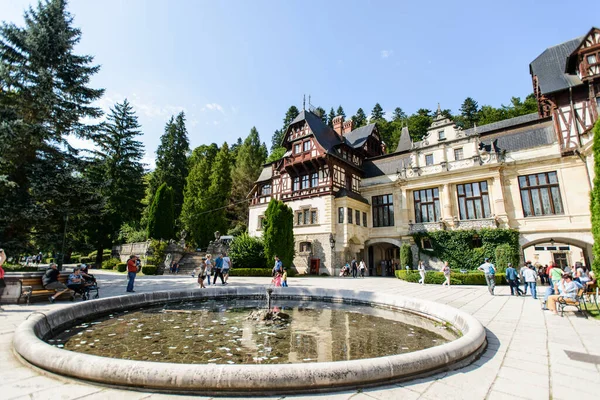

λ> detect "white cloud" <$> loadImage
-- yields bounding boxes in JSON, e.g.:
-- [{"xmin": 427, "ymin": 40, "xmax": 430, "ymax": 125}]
[
  {"xmin": 213, "ymin": 120, "xmax": 220, "ymax": 126},
  {"xmin": 142, "ymin": 156, "xmax": 156, "ymax": 171},
  {"xmin": 66, "ymin": 135, "xmax": 98, "ymax": 152},
  {"xmin": 94, "ymin": 92, "xmax": 187, "ymax": 120},
  {"xmin": 201, "ymin": 103, "xmax": 226, "ymax": 115},
  {"xmin": 380, "ymin": 50, "xmax": 394, "ymax": 59}
]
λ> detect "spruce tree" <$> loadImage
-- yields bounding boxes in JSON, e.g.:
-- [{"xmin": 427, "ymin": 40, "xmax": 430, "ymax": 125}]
[
  {"xmin": 206, "ymin": 143, "xmax": 232, "ymax": 239},
  {"xmin": 327, "ymin": 108, "xmax": 336, "ymax": 127},
  {"xmin": 371, "ymin": 103, "xmax": 385, "ymax": 121},
  {"xmin": 459, "ymin": 97, "xmax": 479, "ymax": 129},
  {"xmin": 392, "ymin": 107, "xmax": 407, "ymax": 122},
  {"xmin": 352, "ymin": 108, "xmax": 367, "ymax": 127},
  {"xmin": 147, "ymin": 183, "xmax": 174, "ymax": 240},
  {"xmin": 336, "ymin": 105, "xmax": 346, "ymax": 119},
  {"xmin": 230, "ymin": 127, "xmax": 268, "ymax": 228},
  {"xmin": 590, "ymin": 121, "xmax": 600, "ymax": 278},
  {"xmin": 263, "ymin": 199, "xmax": 295, "ymax": 269},
  {"xmin": 150, "ymin": 112, "xmax": 190, "ymax": 220},
  {"xmin": 0, "ymin": 0, "xmax": 103, "ymax": 254},
  {"xmin": 315, "ymin": 107, "xmax": 327, "ymax": 123},
  {"xmin": 271, "ymin": 129, "xmax": 283, "ymax": 151},
  {"xmin": 282, "ymin": 106, "xmax": 300, "ymax": 130}
]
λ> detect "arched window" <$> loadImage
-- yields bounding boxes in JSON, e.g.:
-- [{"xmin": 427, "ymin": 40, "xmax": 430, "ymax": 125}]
[{"xmin": 299, "ymin": 242, "xmax": 312, "ymax": 253}]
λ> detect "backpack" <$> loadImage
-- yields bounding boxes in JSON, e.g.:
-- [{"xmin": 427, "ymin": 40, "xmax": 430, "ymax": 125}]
[{"xmin": 489, "ymin": 264, "xmax": 496, "ymax": 275}]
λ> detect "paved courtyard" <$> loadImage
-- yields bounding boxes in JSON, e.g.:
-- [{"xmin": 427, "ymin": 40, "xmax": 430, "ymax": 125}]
[{"xmin": 1, "ymin": 270, "xmax": 599, "ymax": 400}]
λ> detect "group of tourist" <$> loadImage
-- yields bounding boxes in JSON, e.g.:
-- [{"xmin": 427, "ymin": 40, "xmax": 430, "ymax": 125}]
[
  {"xmin": 192, "ymin": 253, "xmax": 231, "ymax": 288},
  {"xmin": 271, "ymin": 255, "xmax": 288, "ymax": 287},
  {"xmin": 340, "ymin": 257, "xmax": 366, "ymax": 278},
  {"xmin": 44, "ymin": 263, "xmax": 95, "ymax": 302},
  {"xmin": 540, "ymin": 262, "xmax": 596, "ymax": 314}
]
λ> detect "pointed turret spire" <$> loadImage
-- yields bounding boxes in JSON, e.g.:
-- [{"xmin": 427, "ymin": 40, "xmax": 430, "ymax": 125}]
[{"xmin": 303, "ymin": 94, "xmax": 306, "ymax": 111}]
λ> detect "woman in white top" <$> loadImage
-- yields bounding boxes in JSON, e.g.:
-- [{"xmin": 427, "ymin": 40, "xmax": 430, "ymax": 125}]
[
  {"xmin": 359, "ymin": 260, "xmax": 366, "ymax": 278},
  {"xmin": 441, "ymin": 261, "xmax": 451, "ymax": 287},
  {"xmin": 576, "ymin": 265, "xmax": 590, "ymax": 284},
  {"xmin": 417, "ymin": 260, "xmax": 426, "ymax": 285},
  {"xmin": 205, "ymin": 254, "xmax": 213, "ymax": 285}
]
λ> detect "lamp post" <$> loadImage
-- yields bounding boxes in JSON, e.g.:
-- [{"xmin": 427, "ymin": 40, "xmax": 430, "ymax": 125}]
[
  {"xmin": 329, "ymin": 233, "xmax": 336, "ymax": 276},
  {"xmin": 58, "ymin": 214, "xmax": 68, "ymax": 271}
]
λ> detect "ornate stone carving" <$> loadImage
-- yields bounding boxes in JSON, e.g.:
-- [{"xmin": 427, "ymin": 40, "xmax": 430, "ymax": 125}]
[
  {"xmin": 408, "ymin": 221, "xmax": 446, "ymax": 234},
  {"xmin": 454, "ymin": 218, "xmax": 498, "ymax": 230}
]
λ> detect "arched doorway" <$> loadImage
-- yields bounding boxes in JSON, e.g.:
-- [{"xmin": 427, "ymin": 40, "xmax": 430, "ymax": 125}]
[
  {"xmin": 365, "ymin": 238, "xmax": 402, "ymax": 277},
  {"xmin": 520, "ymin": 234, "xmax": 593, "ymax": 269}
]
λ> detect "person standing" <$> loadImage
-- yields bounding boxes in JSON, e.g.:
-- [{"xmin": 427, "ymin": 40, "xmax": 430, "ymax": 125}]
[
  {"xmin": 126, "ymin": 255, "xmax": 138, "ymax": 293},
  {"xmin": 0, "ymin": 249, "xmax": 6, "ymax": 310},
  {"xmin": 418, "ymin": 260, "xmax": 426, "ymax": 285},
  {"xmin": 359, "ymin": 260, "xmax": 366, "ymax": 278},
  {"xmin": 478, "ymin": 258, "xmax": 496, "ymax": 296},
  {"xmin": 441, "ymin": 261, "xmax": 451, "ymax": 288},
  {"xmin": 281, "ymin": 268, "xmax": 288, "ymax": 287},
  {"xmin": 505, "ymin": 263, "xmax": 521, "ymax": 296},
  {"xmin": 523, "ymin": 264, "xmax": 538, "ymax": 299},
  {"xmin": 212, "ymin": 254, "xmax": 225, "ymax": 285},
  {"xmin": 520, "ymin": 263, "xmax": 530, "ymax": 295},
  {"xmin": 222, "ymin": 252, "xmax": 232, "ymax": 284},
  {"xmin": 204, "ymin": 255, "xmax": 213, "ymax": 285},
  {"xmin": 272, "ymin": 256, "xmax": 282, "ymax": 277},
  {"xmin": 351, "ymin": 257, "xmax": 358, "ymax": 278},
  {"xmin": 197, "ymin": 258, "xmax": 207, "ymax": 288}
]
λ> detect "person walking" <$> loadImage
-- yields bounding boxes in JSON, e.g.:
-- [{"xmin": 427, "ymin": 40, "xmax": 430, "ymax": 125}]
[
  {"xmin": 205, "ymin": 254, "xmax": 213, "ymax": 285},
  {"xmin": 441, "ymin": 261, "xmax": 451, "ymax": 288},
  {"xmin": 359, "ymin": 260, "xmax": 366, "ymax": 278},
  {"xmin": 520, "ymin": 263, "xmax": 529, "ymax": 295},
  {"xmin": 281, "ymin": 268, "xmax": 288, "ymax": 287},
  {"xmin": 272, "ymin": 256, "xmax": 282, "ymax": 277},
  {"xmin": 523, "ymin": 264, "xmax": 538, "ymax": 299},
  {"xmin": 212, "ymin": 254, "xmax": 225, "ymax": 285},
  {"xmin": 505, "ymin": 263, "xmax": 521, "ymax": 296},
  {"xmin": 478, "ymin": 258, "xmax": 496, "ymax": 295},
  {"xmin": 197, "ymin": 258, "xmax": 207, "ymax": 288},
  {"xmin": 0, "ymin": 249, "xmax": 6, "ymax": 310},
  {"xmin": 126, "ymin": 255, "xmax": 138, "ymax": 293},
  {"xmin": 222, "ymin": 253, "xmax": 232, "ymax": 284},
  {"xmin": 418, "ymin": 260, "xmax": 426, "ymax": 285},
  {"xmin": 351, "ymin": 257, "xmax": 358, "ymax": 278}
]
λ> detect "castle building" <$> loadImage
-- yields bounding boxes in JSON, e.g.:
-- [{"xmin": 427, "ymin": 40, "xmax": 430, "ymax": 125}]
[{"xmin": 248, "ymin": 27, "xmax": 600, "ymax": 275}]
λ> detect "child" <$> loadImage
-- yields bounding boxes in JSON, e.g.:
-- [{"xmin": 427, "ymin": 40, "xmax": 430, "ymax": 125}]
[
  {"xmin": 197, "ymin": 259, "xmax": 207, "ymax": 288},
  {"xmin": 281, "ymin": 268, "xmax": 288, "ymax": 287},
  {"xmin": 272, "ymin": 271, "xmax": 282, "ymax": 287}
]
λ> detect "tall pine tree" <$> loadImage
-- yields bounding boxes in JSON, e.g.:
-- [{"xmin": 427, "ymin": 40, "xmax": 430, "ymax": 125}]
[
  {"xmin": 352, "ymin": 108, "xmax": 367, "ymax": 127},
  {"xmin": 371, "ymin": 103, "xmax": 385, "ymax": 121},
  {"xmin": 150, "ymin": 112, "xmax": 190, "ymax": 221},
  {"xmin": 230, "ymin": 127, "xmax": 268, "ymax": 229},
  {"xmin": 336, "ymin": 105, "xmax": 346, "ymax": 119},
  {"xmin": 207, "ymin": 143, "xmax": 232, "ymax": 236},
  {"xmin": 315, "ymin": 107, "xmax": 327, "ymax": 123},
  {"xmin": 147, "ymin": 183, "xmax": 174, "ymax": 240},
  {"xmin": 327, "ymin": 108, "xmax": 336, "ymax": 127},
  {"xmin": 458, "ymin": 97, "xmax": 480, "ymax": 129},
  {"xmin": 0, "ymin": 0, "xmax": 104, "ymax": 255}
]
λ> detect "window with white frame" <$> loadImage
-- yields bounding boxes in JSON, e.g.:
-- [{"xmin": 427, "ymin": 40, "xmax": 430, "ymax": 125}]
[
  {"xmin": 425, "ymin": 154, "xmax": 434, "ymax": 166},
  {"xmin": 438, "ymin": 130, "xmax": 445, "ymax": 140}
]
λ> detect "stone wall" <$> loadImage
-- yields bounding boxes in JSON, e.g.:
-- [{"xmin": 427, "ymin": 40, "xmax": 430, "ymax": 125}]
[{"xmin": 292, "ymin": 233, "xmax": 334, "ymax": 275}]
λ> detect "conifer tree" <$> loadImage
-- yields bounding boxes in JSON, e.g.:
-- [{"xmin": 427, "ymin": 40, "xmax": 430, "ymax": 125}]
[
  {"xmin": 150, "ymin": 112, "xmax": 190, "ymax": 220},
  {"xmin": 336, "ymin": 105, "xmax": 346, "ymax": 119},
  {"xmin": 459, "ymin": 97, "xmax": 479, "ymax": 129},
  {"xmin": 371, "ymin": 103, "xmax": 385, "ymax": 121},
  {"xmin": 352, "ymin": 108, "xmax": 367, "ymax": 127},
  {"xmin": 206, "ymin": 143, "xmax": 232, "ymax": 238},
  {"xmin": 263, "ymin": 199, "xmax": 295, "ymax": 269},
  {"xmin": 0, "ymin": 0, "xmax": 104, "ymax": 254},
  {"xmin": 315, "ymin": 107, "xmax": 327, "ymax": 123},
  {"xmin": 230, "ymin": 127, "xmax": 268, "ymax": 228},
  {"xmin": 327, "ymin": 108, "xmax": 336, "ymax": 127},
  {"xmin": 392, "ymin": 107, "xmax": 407, "ymax": 122},
  {"xmin": 590, "ymin": 121, "xmax": 600, "ymax": 278},
  {"xmin": 147, "ymin": 183, "xmax": 175, "ymax": 240}
]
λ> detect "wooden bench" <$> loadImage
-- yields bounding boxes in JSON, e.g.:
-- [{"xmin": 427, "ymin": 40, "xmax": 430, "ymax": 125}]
[
  {"xmin": 557, "ymin": 287, "xmax": 587, "ymax": 318},
  {"xmin": 19, "ymin": 275, "xmax": 73, "ymax": 305},
  {"xmin": 583, "ymin": 282, "xmax": 599, "ymax": 312}
]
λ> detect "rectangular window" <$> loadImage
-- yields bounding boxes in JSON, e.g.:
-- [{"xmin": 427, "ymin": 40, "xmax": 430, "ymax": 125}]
[
  {"xmin": 363, "ymin": 212, "xmax": 367, "ymax": 227},
  {"xmin": 456, "ymin": 181, "xmax": 491, "ymax": 220},
  {"xmin": 338, "ymin": 207, "xmax": 344, "ymax": 223},
  {"xmin": 293, "ymin": 177, "xmax": 300, "ymax": 191},
  {"xmin": 355, "ymin": 210, "xmax": 360, "ymax": 225},
  {"xmin": 372, "ymin": 194, "xmax": 394, "ymax": 227},
  {"xmin": 296, "ymin": 212, "xmax": 302, "ymax": 225},
  {"xmin": 518, "ymin": 171, "xmax": 564, "ymax": 217},
  {"xmin": 588, "ymin": 54, "xmax": 597, "ymax": 64},
  {"xmin": 261, "ymin": 184, "xmax": 271, "ymax": 196},
  {"xmin": 413, "ymin": 188, "xmax": 440, "ymax": 223},
  {"xmin": 258, "ymin": 216, "xmax": 266, "ymax": 230},
  {"xmin": 311, "ymin": 210, "xmax": 318, "ymax": 224},
  {"xmin": 294, "ymin": 143, "xmax": 301, "ymax": 154},
  {"xmin": 438, "ymin": 130, "xmax": 445, "ymax": 140},
  {"xmin": 348, "ymin": 207, "xmax": 353, "ymax": 224},
  {"xmin": 303, "ymin": 209, "xmax": 310, "ymax": 225},
  {"xmin": 425, "ymin": 154, "xmax": 434, "ymax": 166},
  {"xmin": 311, "ymin": 172, "xmax": 318, "ymax": 187},
  {"xmin": 454, "ymin": 148, "xmax": 463, "ymax": 161},
  {"xmin": 301, "ymin": 175, "xmax": 309, "ymax": 189},
  {"xmin": 303, "ymin": 140, "xmax": 310, "ymax": 152}
]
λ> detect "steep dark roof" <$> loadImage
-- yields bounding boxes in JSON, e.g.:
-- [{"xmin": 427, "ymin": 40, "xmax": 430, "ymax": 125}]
[
  {"xmin": 334, "ymin": 188, "xmax": 369, "ymax": 204},
  {"xmin": 482, "ymin": 123, "xmax": 555, "ymax": 152},
  {"xmin": 256, "ymin": 165, "xmax": 273, "ymax": 182},
  {"xmin": 395, "ymin": 126, "xmax": 412, "ymax": 153},
  {"xmin": 529, "ymin": 36, "xmax": 584, "ymax": 95},
  {"xmin": 286, "ymin": 110, "xmax": 342, "ymax": 152},
  {"xmin": 462, "ymin": 113, "xmax": 541, "ymax": 136},
  {"xmin": 363, "ymin": 155, "xmax": 411, "ymax": 178},
  {"xmin": 344, "ymin": 123, "xmax": 375, "ymax": 148}
]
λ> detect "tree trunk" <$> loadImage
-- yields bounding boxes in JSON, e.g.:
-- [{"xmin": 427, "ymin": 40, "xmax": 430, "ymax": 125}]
[{"xmin": 95, "ymin": 245, "xmax": 104, "ymax": 267}]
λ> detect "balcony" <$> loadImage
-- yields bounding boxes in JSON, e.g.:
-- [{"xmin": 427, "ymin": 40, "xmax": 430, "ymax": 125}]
[
  {"xmin": 454, "ymin": 217, "xmax": 498, "ymax": 230},
  {"xmin": 408, "ymin": 221, "xmax": 446, "ymax": 234}
]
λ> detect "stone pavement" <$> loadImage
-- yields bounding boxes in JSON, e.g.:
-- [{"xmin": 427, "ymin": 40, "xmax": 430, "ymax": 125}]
[{"xmin": 1, "ymin": 271, "xmax": 599, "ymax": 400}]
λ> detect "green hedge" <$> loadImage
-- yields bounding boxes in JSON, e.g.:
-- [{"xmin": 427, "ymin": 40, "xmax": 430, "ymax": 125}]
[
  {"xmin": 142, "ymin": 265, "xmax": 157, "ymax": 275},
  {"xmin": 44, "ymin": 258, "xmax": 54, "ymax": 264},
  {"xmin": 229, "ymin": 268, "xmax": 273, "ymax": 277},
  {"xmin": 80, "ymin": 256, "xmax": 92, "ymax": 264},
  {"xmin": 116, "ymin": 263, "xmax": 127, "ymax": 272},
  {"xmin": 102, "ymin": 258, "xmax": 120, "ymax": 270},
  {"xmin": 395, "ymin": 270, "xmax": 507, "ymax": 285}
]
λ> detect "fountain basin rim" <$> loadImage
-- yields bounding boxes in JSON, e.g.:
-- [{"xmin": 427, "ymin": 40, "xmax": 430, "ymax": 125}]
[{"xmin": 13, "ymin": 287, "xmax": 486, "ymax": 395}]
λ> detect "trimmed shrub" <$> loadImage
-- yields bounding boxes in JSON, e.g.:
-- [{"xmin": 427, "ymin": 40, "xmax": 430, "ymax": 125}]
[
  {"xmin": 395, "ymin": 270, "xmax": 506, "ymax": 285},
  {"xmin": 142, "ymin": 265, "xmax": 157, "ymax": 275},
  {"xmin": 44, "ymin": 258, "xmax": 54, "ymax": 264},
  {"xmin": 494, "ymin": 243, "xmax": 520, "ymax": 273},
  {"xmin": 229, "ymin": 233, "xmax": 267, "ymax": 268},
  {"xmin": 263, "ymin": 199, "xmax": 295, "ymax": 269},
  {"xmin": 116, "ymin": 263, "xmax": 127, "ymax": 272},
  {"xmin": 80, "ymin": 257, "xmax": 92, "ymax": 264},
  {"xmin": 102, "ymin": 258, "xmax": 120, "ymax": 270},
  {"xmin": 229, "ymin": 268, "xmax": 272, "ymax": 277},
  {"xmin": 400, "ymin": 243, "xmax": 413, "ymax": 269}
]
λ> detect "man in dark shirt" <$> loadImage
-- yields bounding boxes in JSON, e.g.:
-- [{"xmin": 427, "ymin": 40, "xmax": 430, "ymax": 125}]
[
  {"xmin": 351, "ymin": 257, "xmax": 358, "ymax": 278},
  {"xmin": 43, "ymin": 263, "xmax": 70, "ymax": 303},
  {"xmin": 212, "ymin": 254, "xmax": 225, "ymax": 285}
]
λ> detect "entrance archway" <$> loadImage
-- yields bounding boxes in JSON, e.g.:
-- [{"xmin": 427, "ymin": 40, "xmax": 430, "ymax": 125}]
[
  {"xmin": 365, "ymin": 239, "xmax": 401, "ymax": 277},
  {"xmin": 520, "ymin": 234, "xmax": 593, "ymax": 269}
]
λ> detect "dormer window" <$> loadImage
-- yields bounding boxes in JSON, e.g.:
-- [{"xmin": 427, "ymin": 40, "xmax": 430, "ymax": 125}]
[
  {"xmin": 438, "ymin": 130, "xmax": 446, "ymax": 140},
  {"xmin": 303, "ymin": 140, "xmax": 311, "ymax": 152},
  {"xmin": 261, "ymin": 184, "xmax": 271, "ymax": 196},
  {"xmin": 586, "ymin": 52, "xmax": 599, "ymax": 76},
  {"xmin": 294, "ymin": 143, "xmax": 301, "ymax": 154}
]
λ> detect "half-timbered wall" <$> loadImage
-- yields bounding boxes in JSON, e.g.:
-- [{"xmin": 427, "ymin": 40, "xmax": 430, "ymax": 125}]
[{"xmin": 552, "ymin": 87, "xmax": 597, "ymax": 151}]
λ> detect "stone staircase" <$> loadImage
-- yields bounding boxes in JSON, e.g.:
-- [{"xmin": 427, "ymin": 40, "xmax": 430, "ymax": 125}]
[{"xmin": 173, "ymin": 252, "xmax": 205, "ymax": 275}]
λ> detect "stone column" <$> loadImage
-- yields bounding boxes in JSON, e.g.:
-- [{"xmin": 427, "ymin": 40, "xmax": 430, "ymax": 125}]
[
  {"xmin": 490, "ymin": 172, "xmax": 508, "ymax": 225},
  {"xmin": 441, "ymin": 183, "xmax": 453, "ymax": 224}
]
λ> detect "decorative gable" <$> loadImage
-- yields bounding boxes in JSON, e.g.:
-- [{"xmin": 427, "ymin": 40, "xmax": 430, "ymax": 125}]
[{"xmin": 571, "ymin": 27, "xmax": 600, "ymax": 79}]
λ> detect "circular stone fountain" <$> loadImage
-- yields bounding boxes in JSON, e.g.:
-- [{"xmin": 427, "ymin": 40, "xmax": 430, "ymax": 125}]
[{"xmin": 13, "ymin": 287, "xmax": 486, "ymax": 395}]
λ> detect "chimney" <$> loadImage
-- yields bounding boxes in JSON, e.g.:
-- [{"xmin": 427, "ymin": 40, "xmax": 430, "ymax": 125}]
[
  {"xmin": 332, "ymin": 115, "xmax": 344, "ymax": 135},
  {"xmin": 342, "ymin": 119, "xmax": 354, "ymax": 135}
]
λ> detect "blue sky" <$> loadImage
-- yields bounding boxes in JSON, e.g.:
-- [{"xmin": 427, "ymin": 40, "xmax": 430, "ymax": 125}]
[{"xmin": 4, "ymin": 0, "xmax": 600, "ymax": 168}]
